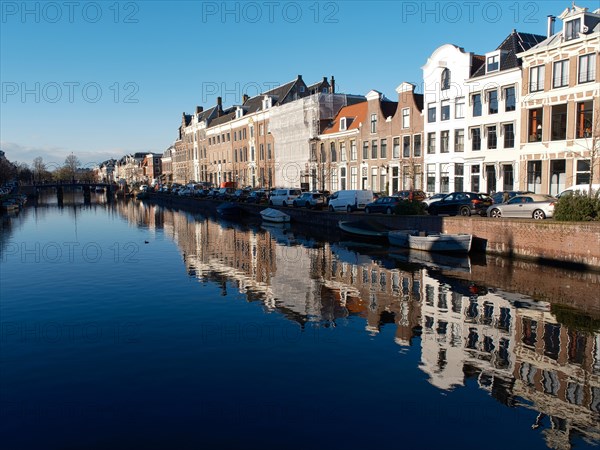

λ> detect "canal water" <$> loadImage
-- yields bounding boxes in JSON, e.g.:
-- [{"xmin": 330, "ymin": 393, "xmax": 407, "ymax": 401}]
[{"xmin": 1, "ymin": 193, "xmax": 599, "ymax": 449}]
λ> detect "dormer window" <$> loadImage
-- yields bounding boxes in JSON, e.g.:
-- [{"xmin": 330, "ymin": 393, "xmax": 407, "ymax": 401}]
[
  {"xmin": 487, "ymin": 54, "xmax": 499, "ymax": 73},
  {"xmin": 235, "ymin": 108, "xmax": 243, "ymax": 119},
  {"xmin": 340, "ymin": 117, "xmax": 347, "ymax": 131},
  {"xmin": 565, "ymin": 18, "xmax": 580, "ymax": 41},
  {"xmin": 441, "ymin": 68, "xmax": 450, "ymax": 90},
  {"xmin": 262, "ymin": 96, "xmax": 272, "ymax": 110}
]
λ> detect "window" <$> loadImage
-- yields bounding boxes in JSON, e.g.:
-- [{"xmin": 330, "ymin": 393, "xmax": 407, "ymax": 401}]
[
  {"xmin": 340, "ymin": 141, "xmax": 346, "ymax": 161},
  {"xmin": 260, "ymin": 143, "xmax": 264, "ymax": 160},
  {"xmin": 576, "ymin": 159, "xmax": 591, "ymax": 185},
  {"xmin": 330, "ymin": 142, "xmax": 337, "ymax": 162},
  {"xmin": 504, "ymin": 86, "xmax": 516, "ymax": 112},
  {"xmin": 427, "ymin": 132, "xmax": 436, "ymax": 154},
  {"xmin": 455, "ymin": 97, "xmax": 465, "ymax": 119},
  {"xmin": 528, "ymin": 108, "xmax": 543, "ymax": 142},
  {"xmin": 503, "ymin": 164, "xmax": 514, "ymax": 191},
  {"xmin": 372, "ymin": 140, "xmax": 378, "ymax": 159},
  {"xmin": 370, "ymin": 114, "xmax": 377, "ymax": 133},
  {"xmin": 413, "ymin": 134, "xmax": 422, "ymax": 157},
  {"xmin": 402, "ymin": 109, "xmax": 410, "ymax": 128},
  {"xmin": 487, "ymin": 126, "xmax": 497, "ymax": 149},
  {"xmin": 427, "ymin": 164, "xmax": 436, "ymax": 192},
  {"xmin": 565, "ymin": 18, "xmax": 580, "ymax": 41},
  {"xmin": 350, "ymin": 140, "xmax": 357, "ymax": 161},
  {"xmin": 371, "ymin": 167, "xmax": 377, "ymax": 190},
  {"xmin": 441, "ymin": 68, "xmax": 450, "ymax": 90},
  {"xmin": 527, "ymin": 160, "xmax": 542, "ymax": 192},
  {"xmin": 243, "ymin": 128, "xmax": 247, "ymax": 139},
  {"xmin": 530, "ymin": 65, "xmax": 545, "ymax": 92},
  {"xmin": 340, "ymin": 117, "xmax": 347, "ymax": 131},
  {"xmin": 340, "ymin": 167, "xmax": 347, "ymax": 190},
  {"xmin": 428, "ymin": 103, "xmax": 436, "ymax": 122},
  {"xmin": 403, "ymin": 136, "xmax": 411, "ymax": 157},
  {"xmin": 259, "ymin": 124, "xmax": 264, "ymax": 136},
  {"xmin": 503, "ymin": 123, "xmax": 515, "ymax": 148},
  {"xmin": 380, "ymin": 139, "xmax": 387, "ymax": 158},
  {"xmin": 471, "ymin": 165, "xmax": 480, "ymax": 192},
  {"xmin": 440, "ymin": 130, "xmax": 449, "ymax": 153},
  {"xmin": 455, "ymin": 129, "xmax": 464, "ymax": 152},
  {"xmin": 579, "ymin": 54, "xmax": 596, "ymax": 83},
  {"xmin": 487, "ymin": 54, "xmax": 499, "ymax": 72},
  {"xmin": 351, "ymin": 167, "xmax": 358, "ymax": 189},
  {"xmin": 362, "ymin": 142, "xmax": 369, "ymax": 159},
  {"xmin": 551, "ymin": 104, "xmax": 567, "ymax": 141},
  {"xmin": 267, "ymin": 143, "xmax": 272, "ymax": 159},
  {"xmin": 393, "ymin": 137, "xmax": 400, "ymax": 158},
  {"xmin": 250, "ymin": 126, "xmax": 254, "ymax": 138},
  {"xmin": 472, "ymin": 94, "xmax": 482, "ymax": 117},
  {"xmin": 441, "ymin": 100, "xmax": 450, "ymax": 120},
  {"xmin": 454, "ymin": 164, "xmax": 464, "ymax": 192},
  {"xmin": 553, "ymin": 60, "xmax": 569, "ymax": 88},
  {"xmin": 488, "ymin": 90, "xmax": 498, "ymax": 114},
  {"xmin": 471, "ymin": 128, "xmax": 481, "ymax": 150},
  {"xmin": 576, "ymin": 101, "xmax": 593, "ymax": 138}
]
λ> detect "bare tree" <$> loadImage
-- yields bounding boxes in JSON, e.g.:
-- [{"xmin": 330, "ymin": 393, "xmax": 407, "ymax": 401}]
[
  {"xmin": 32, "ymin": 156, "xmax": 46, "ymax": 183},
  {"xmin": 64, "ymin": 153, "xmax": 81, "ymax": 180}
]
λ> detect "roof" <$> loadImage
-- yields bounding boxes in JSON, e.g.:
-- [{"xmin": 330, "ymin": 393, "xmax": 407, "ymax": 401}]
[
  {"xmin": 471, "ymin": 30, "xmax": 546, "ymax": 78},
  {"xmin": 381, "ymin": 100, "xmax": 398, "ymax": 118},
  {"xmin": 470, "ymin": 54, "xmax": 485, "ymax": 76},
  {"xmin": 322, "ymin": 101, "xmax": 368, "ymax": 135}
]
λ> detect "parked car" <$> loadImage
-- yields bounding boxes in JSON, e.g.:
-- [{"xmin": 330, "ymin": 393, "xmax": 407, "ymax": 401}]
[
  {"xmin": 487, "ymin": 194, "xmax": 556, "ymax": 219},
  {"xmin": 269, "ymin": 188, "xmax": 302, "ymax": 206},
  {"xmin": 293, "ymin": 192, "xmax": 327, "ymax": 209},
  {"xmin": 328, "ymin": 189, "xmax": 374, "ymax": 212},
  {"xmin": 557, "ymin": 184, "xmax": 600, "ymax": 198},
  {"xmin": 491, "ymin": 190, "xmax": 533, "ymax": 204},
  {"xmin": 364, "ymin": 196, "xmax": 403, "ymax": 214},
  {"xmin": 395, "ymin": 190, "xmax": 427, "ymax": 202},
  {"xmin": 246, "ymin": 190, "xmax": 267, "ymax": 204},
  {"xmin": 232, "ymin": 189, "xmax": 251, "ymax": 202},
  {"xmin": 422, "ymin": 193, "xmax": 446, "ymax": 209},
  {"xmin": 427, "ymin": 192, "xmax": 493, "ymax": 216}
]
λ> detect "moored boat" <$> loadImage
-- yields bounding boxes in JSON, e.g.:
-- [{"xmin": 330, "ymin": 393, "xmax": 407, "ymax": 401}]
[
  {"xmin": 338, "ymin": 220, "xmax": 393, "ymax": 239},
  {"xmin": 260, "ymin": 208, "xmax": 290, "ymax": 223},
  {"xmin": 388, "ymin": 230, "xmax": 419, "ymax": 247},
  {"xmin": 408, "ymin": 233, "xmax": 472, "ymax": 253}
]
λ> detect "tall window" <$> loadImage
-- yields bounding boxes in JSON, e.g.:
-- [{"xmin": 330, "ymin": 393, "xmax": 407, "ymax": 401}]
[
  {"xmin": 551, "ymin": 104, "xmax": 567, "ymax": 141},
  {"xmin": 487, "ymin": 126, "xmax": 497, "ymax": 149},
  {"xmin": 565, "ymin": 18, "xmax": 580, "ymax": 41},
  {"xmin": 576, "ymin": 160, "xmax": 590, "ymax": 184},
  {"xmin": 455, "ymin": 97, "xmax": 465, "ymax": 119},
  {"xmin": 441, "ymin": 100, "xmax": 450, "ymax": 121},
  {"xmin": 363, "ymin": 142, "xmax": 369, "ymax": 159},
  {"xmin": 413, "ymin": 134, "xmax": 422, "ymax": 157},
  {"xmin": 440, "ymin": 130, "xmax": 449, "ymax": 153},
  {"xmin": 527, "ymin": 160, "xmax": 542, "ymax": 193},
  {"xmin": 530, "ymin": 65, "xmax": 545, "ymax": 92},
  {"xmin": 576, "ymin": 101, "xmax": 593, "ymax": 138},
  {"xmin": 454, "ymin": 164, "xmax": 464, "ymax": 192},
  {"xmin": 471, "ymin": 128, "xmax": 481, "ymax": 150},
  {"xmin": 403, "ymin": 136, "xmax": 411, "ymax": 157},
  {"xmin": 380, "ymin": 139, "xmax": 387, "ymax": 158},
  {"xmin": 370, "ymin": 114, "xmax": 377, "ymax": 133},
  {"xmin": 503, "ymin": 123, "xmax": 515, "ymax": 148},
  {"xmin": 260, "ymin": 143, "xmax": 264, "ymax": 160},
  {"xmin": 330, "ymin": 142, "xmax": 337, "ymax": 162},
  {"xmin": 350, "ymin": 140, "xmax": 357, "ymax": 161},
  {"xmin": 371, "ymin": 167, "xmax": 377, "ymax": 191},
  {"xmin": 528, "ymin": 108, "xmax": 543, "ymax": 142},
  {"xmin": 428, "ymin": 103, "xmax": 436, "ymax": 122},
  {"xmin": 340, "ymin": 167, "xmax": 347, "ymax": 190},
  {"xmin": 340, "ymin": 141, "xmax": 346, "ymax": 161},
  {"xmin": 427, "ymin": 132, "xmax": 436, "ymax": 154},
  {"xmin": 441, "ymin": 68, "xmax": 450, "ymax": 90},
  {"xmin": 427, "ymin": 164, "xmax": 436, "ymax": 192},
  {"xmin": 455, "ymin": 129, "xmax": 464, "ymax": 152},
  {"xmin": 350, "ymin": 167, "xmax": 358, "ymax": 189},
  {"xmin": 371, "ymin": 140, "xmax": 378, "ymax": 159},
  {"xmin": 267, "ymin": 143, "xmax": 272, "ymax": 159},
  {"xmin": 504, "ymin": 86, "xmax": 516, "ymax": 112},
  {"xmin": 488, "ymin": 90, "xmax": 498, "ymax": 114},
  {"xmin": 503, "ymin": 164, "xmax": 514, "ymax": 191},
  {"xmin": 579, "ymin": 54, "xmax": 596, "ymax": 83},
  {"xmin": 402, "ymin": 109, "xmax": 410, "ymax": 128},
  {"xmin": 393, "ymin": 137, "xmax": 400, "ymax": 158},
  {"xmin": 471, "ymin": 165, "xmax": 480, "ymax": 192},
  {"xmin": 553, "ymin": 60, "xmax": 569, "ymax": 88},
  {"xmin": 472, "ymin": 94, "xmax": 482, "ymax": 117}
]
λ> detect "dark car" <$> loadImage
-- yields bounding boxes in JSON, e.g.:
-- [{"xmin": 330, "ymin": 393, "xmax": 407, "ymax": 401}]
[
  {"xmin": 246, "ymin": 190, "xmax": 267, "ymax": 204},
  {"xmin": 395, "ymin": 190, "xmax": 427, "ymax": 202},
  {"xmin": 232, "ymin": 189, "xmax": 251, "ymax": 202},
  {"xmin": 427, "ymin": 192, "xmax": 493, "ymax": 217},
  {"xmin": 364, "ymin": 196, "xmax": 402, "ymax": 214},
  {"xmin": 491, "ymin": 190, "xmax": 533, "ymax": 204}
]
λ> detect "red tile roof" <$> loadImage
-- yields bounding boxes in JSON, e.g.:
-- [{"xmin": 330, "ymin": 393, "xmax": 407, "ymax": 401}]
[{"xmin": 322, "ymin": 101, "xmax": 368, "ymax": 135}]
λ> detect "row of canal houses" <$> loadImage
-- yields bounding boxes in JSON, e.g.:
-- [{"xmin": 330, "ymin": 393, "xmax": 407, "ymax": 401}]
[{"xmin": 165, "ymin": 5, "xmax": 599, "ymax": 197}]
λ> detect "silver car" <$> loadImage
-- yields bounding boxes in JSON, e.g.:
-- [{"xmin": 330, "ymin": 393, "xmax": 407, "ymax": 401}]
[{"xmin": 486, "ymin": 194, "xmax": 556, "ymax": 219}]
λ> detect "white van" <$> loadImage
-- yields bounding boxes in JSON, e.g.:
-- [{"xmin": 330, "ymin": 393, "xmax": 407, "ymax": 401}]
[
  {"xmin": 328, "ymin": 189, "xmax": 374, "ymax": 212},
  {"xmin": 269, "ymin": 188, "xmax": 302, "ymax": 206},
  {"xmin": 557, "ymin": 184, "xmax": 600, "ymax": 198}
]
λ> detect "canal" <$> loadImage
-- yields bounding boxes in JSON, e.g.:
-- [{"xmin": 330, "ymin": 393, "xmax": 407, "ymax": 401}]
[{"xmin": 1, "ymin": 192, "xmax": 599, "ymax": 449}]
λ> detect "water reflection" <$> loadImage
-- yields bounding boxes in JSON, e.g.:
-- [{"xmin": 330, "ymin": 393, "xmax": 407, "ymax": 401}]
[{"xmin": 4, "ymin": 195, "xmax": 599, "ymax": 449}]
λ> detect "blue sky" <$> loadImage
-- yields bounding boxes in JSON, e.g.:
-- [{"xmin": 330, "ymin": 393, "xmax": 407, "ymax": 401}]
[{"xmin": 1, "ymin": 1, "xmax": 595, "ymax": 166}]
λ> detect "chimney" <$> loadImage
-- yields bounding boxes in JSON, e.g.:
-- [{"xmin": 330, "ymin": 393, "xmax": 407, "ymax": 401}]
[
  {"xmin": 297, "ymin": 74, "xmax": 303, "ymax": 81},
  {"xmin": 330, "ymin": 76, "xmax": 335, "ymax": 94},
  {"xmin": 242, "ymin": 94, "xmax": 249, "ymax": 104},
  {"xmin": 216, "ymin": 96, "xmax": 222, "ymax": 116},
  {"xmin": 195, "ymin": 106, "xmax": 203, "ymax": 115},
  {"xmin": 547, "ymin": 15, "xmax": 556, "ymax": 37}
]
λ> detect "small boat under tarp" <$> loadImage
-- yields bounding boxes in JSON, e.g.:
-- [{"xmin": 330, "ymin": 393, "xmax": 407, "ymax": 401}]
[
  {"xmin": 260, "ymin": 208, "xmax": 290, "ymax": 223},
  {"xmin": 338, "ymin": 220, "xmax": 394, "ymax": 239}
]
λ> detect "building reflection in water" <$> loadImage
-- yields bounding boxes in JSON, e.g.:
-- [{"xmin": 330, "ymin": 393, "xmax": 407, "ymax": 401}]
[{"xmin": 121, "ymin": 201, "xmax": 600, "ymax": 449}]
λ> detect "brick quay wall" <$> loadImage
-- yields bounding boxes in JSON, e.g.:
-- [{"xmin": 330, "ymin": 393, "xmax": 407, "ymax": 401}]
[{"xmin": 147, "ymin": 194, "xmax": 600, "ymax": 271}]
